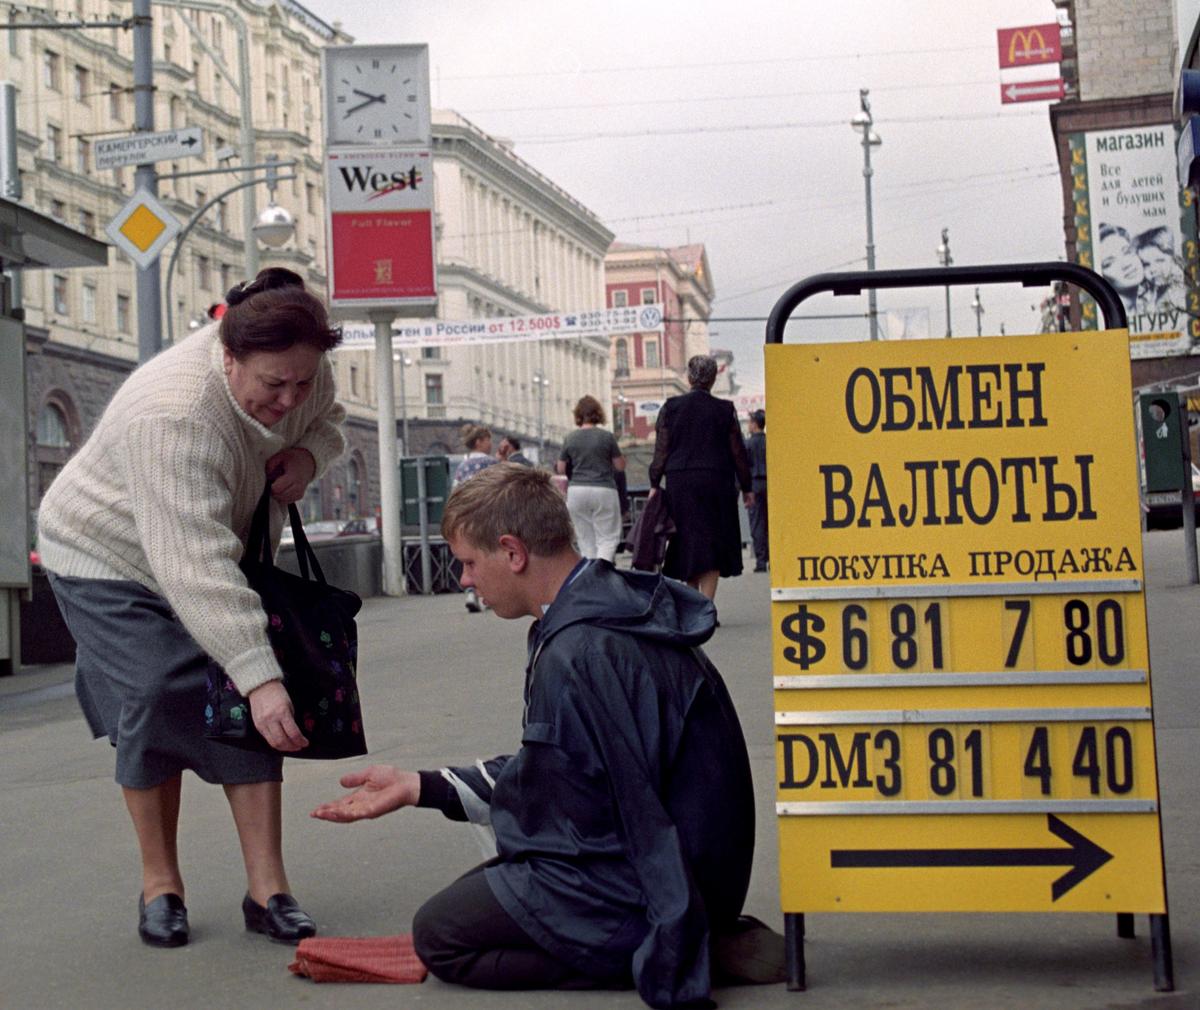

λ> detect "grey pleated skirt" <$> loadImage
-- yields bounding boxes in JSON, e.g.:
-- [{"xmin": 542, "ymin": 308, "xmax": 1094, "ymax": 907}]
[{"xmin": 48, "ymin": 573, "xmax": 283, "ymax": 789}]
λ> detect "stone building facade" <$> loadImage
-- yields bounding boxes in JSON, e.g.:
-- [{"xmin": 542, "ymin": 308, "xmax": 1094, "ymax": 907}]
[{"xmin": 7, "ymin": 0, "xmax": 351, "ymax": 518}]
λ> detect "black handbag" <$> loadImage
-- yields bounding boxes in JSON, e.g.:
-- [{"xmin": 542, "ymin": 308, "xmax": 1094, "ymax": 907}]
[{"xmin": 204, "ymin": 485, "xmax": 367, "ymax": 760}]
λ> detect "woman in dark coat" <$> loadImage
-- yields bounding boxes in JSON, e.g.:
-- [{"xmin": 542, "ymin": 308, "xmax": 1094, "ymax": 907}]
[{"xmin": 648, "ymin": 355, "xmax": 753, "ymax": 601}]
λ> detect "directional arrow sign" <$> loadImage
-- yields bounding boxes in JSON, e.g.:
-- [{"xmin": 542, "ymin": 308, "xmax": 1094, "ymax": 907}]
[
  {"xmin": 95, "ymin": 127, "xmax": 204, "ymax": 171},
  {"xmin": 1001, "ymin": 78, "xmax": 1066, "ymax": 104},
  {"xmin": 830, "ymin": 814, "xmax": 1113, "ymax": 901}
]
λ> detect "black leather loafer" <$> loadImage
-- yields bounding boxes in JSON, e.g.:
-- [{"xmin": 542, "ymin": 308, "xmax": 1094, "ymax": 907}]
[
  {"xmin": 138, "ymin": 892, "xmax": 189, "ymax": 948},
  {"xmin": 242, "ymin": 892, "xmax": 316, "ymax": 944}
]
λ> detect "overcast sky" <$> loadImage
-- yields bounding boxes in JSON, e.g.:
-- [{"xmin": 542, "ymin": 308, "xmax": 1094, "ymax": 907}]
[{"xmin": 303, "ymin": 0, "xmax": 1068, "ymax": 394}]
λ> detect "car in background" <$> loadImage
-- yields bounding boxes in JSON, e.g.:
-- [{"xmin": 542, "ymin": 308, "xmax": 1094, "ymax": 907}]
[
  {"xmin": 1145, "ymin": 463, "xmax": 1200, "ymax": 530},
  {"xmin": 280, "ymin": 516, "xmax": 377, "ymax": 546}
]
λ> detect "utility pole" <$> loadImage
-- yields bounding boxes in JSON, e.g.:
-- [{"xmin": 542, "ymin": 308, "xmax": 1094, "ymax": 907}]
[
  {"xmin": 851, "ymin": 89, "xmax": 882, "ymax": 340},
  {"xmin": 132, "ymin": 0, "xmax": 162, "ymax": 363},
  {"xmin": 970, "ymin": 287, "xmax": 985, "ymax": 337},
  {"xmin": 936, "ymin": 227, "xmax": 953, "ymax": 338}
]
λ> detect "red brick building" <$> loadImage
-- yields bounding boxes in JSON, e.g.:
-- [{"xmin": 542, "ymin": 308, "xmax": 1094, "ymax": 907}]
[{"xmin": 605, "ymin": 242, "xmax": 714, "ymax": 442}]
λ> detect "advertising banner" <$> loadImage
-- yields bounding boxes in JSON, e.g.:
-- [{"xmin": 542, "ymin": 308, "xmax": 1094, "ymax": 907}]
[
  {"xmin": 325, "ymin": 146, "xmax": 436, "ymax": 309},
  {"xmin": 339, "ymin": 303, "xmax": 664, "ymax": 351},
  {"xmin": 1070, "ymin": 125, "xmax": 1200, "ymax": 358},
  {"xmin": 766, "ymin": 330, "xmax": 1167, "ymax": 915}
]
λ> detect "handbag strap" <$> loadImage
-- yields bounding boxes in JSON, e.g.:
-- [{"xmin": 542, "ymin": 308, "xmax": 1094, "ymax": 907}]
[{"xmin": 245, "ymin": 482, "xmax": 328, "ymax": 586}]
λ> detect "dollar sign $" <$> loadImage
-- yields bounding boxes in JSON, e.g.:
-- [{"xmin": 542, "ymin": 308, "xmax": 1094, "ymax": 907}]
[{"xmin": 781, "ymin": 605, "xmax": 826, "ymax": 669}]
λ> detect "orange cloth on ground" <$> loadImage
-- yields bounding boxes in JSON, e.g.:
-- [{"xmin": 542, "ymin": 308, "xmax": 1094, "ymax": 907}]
[{"xmin": 288, "ymin": 934, "xmax": 428, "ymax": 983}]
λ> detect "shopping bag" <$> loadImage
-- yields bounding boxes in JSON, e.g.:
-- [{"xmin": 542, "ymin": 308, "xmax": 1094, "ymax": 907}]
[{"xmin": 204, "ymin": 484, "xmax": 367, "ymax": 760}]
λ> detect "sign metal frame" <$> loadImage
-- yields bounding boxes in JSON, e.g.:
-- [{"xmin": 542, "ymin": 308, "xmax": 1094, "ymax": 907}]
[{"xmin": 764, "ymin": 263, "xmax": 1173, "ymax": 994}]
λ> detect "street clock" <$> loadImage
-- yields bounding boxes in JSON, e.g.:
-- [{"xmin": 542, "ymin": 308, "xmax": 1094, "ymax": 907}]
[{"xmin": 323, "ymin": 44, "xmax": 431, "ymax": 146}]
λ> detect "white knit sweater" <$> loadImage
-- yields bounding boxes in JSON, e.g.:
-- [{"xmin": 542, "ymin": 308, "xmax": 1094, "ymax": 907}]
[{"xmin": 38, "ymin": 324, "xmax": 347, "ymax": 696}]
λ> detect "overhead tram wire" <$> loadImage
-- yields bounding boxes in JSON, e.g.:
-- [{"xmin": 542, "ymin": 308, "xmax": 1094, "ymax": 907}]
[
  {"xmin": 512, "ymin": 110, "xmax": 1045, "ymax": 146},
  {"xmin": 438, "ymin": 43, "xmax": 995, "ymax": 81}
]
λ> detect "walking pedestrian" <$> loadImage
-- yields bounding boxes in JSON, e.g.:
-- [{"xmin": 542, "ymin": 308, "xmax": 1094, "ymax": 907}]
[
  {"xmin": 746, "ymin": 409, "xmax": 769, "ymax": 572},
  {"xmin": 649, "ymin": 355, "xmax": 753, "ymax": 603},
  {"xmin": 453, "ymin": 423, "xmax": 497, "ymax": 612},
  {"xmin": 557, "ymin": 395, "xmax": 625, "ymax": 562}
]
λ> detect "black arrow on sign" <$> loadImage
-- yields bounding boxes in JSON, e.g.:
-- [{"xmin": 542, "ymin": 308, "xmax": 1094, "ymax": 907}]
[
  {"xmin": 181, "ymin": 136, "xmax": 198, "ymax": 147},
  {"xmin": 830, "ymin": 814, "xmax": 1113, "ymax": 901}
]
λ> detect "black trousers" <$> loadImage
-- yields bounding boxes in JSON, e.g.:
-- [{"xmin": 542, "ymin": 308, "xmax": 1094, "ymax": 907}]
[
  {"xmin": 412, "ymin": 864, "xmax": 629, "ymax": 992},
  {"xmin": 749, "ymin": 484, "xmax": 769, "ymax": 568}
]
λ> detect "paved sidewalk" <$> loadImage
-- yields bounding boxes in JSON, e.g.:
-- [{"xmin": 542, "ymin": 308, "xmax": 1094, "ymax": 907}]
[{"xmin": 0, "ymin": 539, "xmax": 1195, "ymax": 1010}]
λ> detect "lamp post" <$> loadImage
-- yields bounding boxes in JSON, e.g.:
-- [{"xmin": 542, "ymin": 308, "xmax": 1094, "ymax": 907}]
[
  {"xmin": 393, "ymin": 351, "xmax": 413, "ymax": 454},
  {"xmin": 970, "ymin": 287, "xmax": 985, "ymax": 337},
  {"xmin": 936, "ymin": 227, "xmax": 953, "ymax": 337},
  {"xmin": 533, "ymin": 370, "xmax": 550, "ymax": 461},
  {"xmin": 162, "ymin": 154, "xmax": 296, "ymax": 345},
  {"xmin": 851, "ymin": 89, "xmax": 882, "ymax": 340}
]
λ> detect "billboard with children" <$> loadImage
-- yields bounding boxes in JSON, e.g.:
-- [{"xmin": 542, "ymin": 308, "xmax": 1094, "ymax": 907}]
[{"xmin": 1069, "ymin": 124, "xmax": 1199, "ymax": 358}]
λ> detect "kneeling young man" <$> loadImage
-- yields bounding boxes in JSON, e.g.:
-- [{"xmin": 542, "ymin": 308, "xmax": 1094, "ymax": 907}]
[{"xmin": 312, "ymin": 464, "xmax": 755, "ymax": 1008}]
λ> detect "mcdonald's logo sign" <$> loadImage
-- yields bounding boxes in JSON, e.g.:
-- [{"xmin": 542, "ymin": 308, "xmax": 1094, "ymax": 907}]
[{"xmin": 997, "ymin": 23, "xmax": 1062, "ymax": 69}]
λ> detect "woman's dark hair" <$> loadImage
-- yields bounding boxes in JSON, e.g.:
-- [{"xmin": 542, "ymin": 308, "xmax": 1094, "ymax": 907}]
[
  {"xmin": 220, "ymin": 267, "xmax": 342, "ymax": 357},
  {"xmin": 573, "ymin": 394, "xmax": 605, "ymax": 426},
  {"xmin": 687, "ymin": 355, "xmax": 718, "ymax": 391}
]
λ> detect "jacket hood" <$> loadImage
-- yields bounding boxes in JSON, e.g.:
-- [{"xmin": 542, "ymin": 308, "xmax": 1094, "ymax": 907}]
[{"xmin": 535, "ymin": 560, "xmax": 716, "ymax": 649}]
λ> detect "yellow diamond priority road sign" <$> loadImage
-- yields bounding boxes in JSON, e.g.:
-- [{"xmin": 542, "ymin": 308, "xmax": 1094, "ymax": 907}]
[{"xmin": 105, "ymin": 189, "xmax": 180, "ymax": 270}]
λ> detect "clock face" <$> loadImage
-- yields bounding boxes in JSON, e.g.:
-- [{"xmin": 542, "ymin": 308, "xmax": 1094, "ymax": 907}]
[{"xmin": 325, "ymin": 45, "xmax": 430, "ymax": 146}]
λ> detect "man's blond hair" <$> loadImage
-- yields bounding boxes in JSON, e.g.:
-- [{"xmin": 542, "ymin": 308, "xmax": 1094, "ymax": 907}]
[{"xmin": 442, "ymin": 463, "xmax": 575, "ymax": 556}]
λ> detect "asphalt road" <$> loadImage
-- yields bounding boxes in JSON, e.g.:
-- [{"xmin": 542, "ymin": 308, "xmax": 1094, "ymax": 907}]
[{"xmin": 0, "ymin": 536, "xmax": 1195, "ymax": 1010}]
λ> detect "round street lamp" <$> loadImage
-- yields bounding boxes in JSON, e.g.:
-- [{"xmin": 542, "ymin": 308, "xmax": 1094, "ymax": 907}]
[{"xmin": 252, "ymin": 202, "xmax": 295, "ymax": 248}]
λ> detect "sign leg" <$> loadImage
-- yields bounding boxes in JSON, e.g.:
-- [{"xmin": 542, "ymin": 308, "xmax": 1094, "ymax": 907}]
[
  {"xmin": 1150, "ymin": 914, "xmax": 1174, "ymax": 992},
  {"xmin": 1116, "ymin": 912, "xmax": 1135, "ymax": 938},
  {"xmin": 785, "ymin": 912, "xmax": 806, "ymax": 991}
]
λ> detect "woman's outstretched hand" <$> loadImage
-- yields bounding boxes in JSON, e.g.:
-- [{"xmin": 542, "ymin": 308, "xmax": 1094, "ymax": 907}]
[{"xmin": 311, "ymin": 765, "xmax": 420, "ymax": 823}]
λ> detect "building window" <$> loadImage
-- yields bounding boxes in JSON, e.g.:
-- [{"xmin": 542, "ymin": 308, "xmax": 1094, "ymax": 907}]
[
  {"xmin": 8, "ymin": 10, "xmax": 20, "ymax": 57},
  {"xmin": 305, "ymin": 182, "xmax": 315, "ymax": 215},
  {"xmin": 75, "ymin": 137, "xmax": 90, "ymax": 173},
  {"xmin": 220, "ymin": 263, "xmax": 233, "ymax": 296},
  {"xmin": 644, "ymin": 339, "xmax": 659, "ymax": 369},
  {"xmin": 49, "ymin": 198, "xmax": 65, "ymax": 221},
  {"xmin": 615, "ymin": 338, "xmax": 629, "ymax": 376},
  {"xmin": 77, "ymin": 209, "xmax": 95, "ymax": 235},
  {"xmin": 81, "ymin": 281, "xmax": 97, "ymax": 323},
  {"xmin": 347, "ymin": 454, "xmax": 365, "ymax": 516},
  {"xmin": 612, "ymin": 290, "xmax": 627, "ymax": 308},
  {"xmin": 73, "ymin": 64, "xmax": 89, "ymax": 102},
  {"xmin": 36, "ymin": 400, "xmax": 74, "ymax": 501},
  {"xmin": 192, "ymin": 60, "xmax": 201, "ymax": 98},
  {"xmin": 52, "ymin": 275, "xmax": 69, "ymax": 315},
  {"xmin": 349, "ymin": 364, "xmax": 359, "ymax": 397},
  {"xmin": 641, "ymin": 287, "xmax": 656, "ymax": 305},
  {"xmin": 116, "ymin": 293, "xmax": 131, "ymax": 333},
  {"xmin": 46, "ymin": 124, "xmax": 62, "ymax": 163},
  {"xmin": 196, "ymin": 254, "xmax": 211, "ymax": 290},
  {"xmin": 425, "ymin": 374, "xmax": 443, "ymax": 404},
  {"xmin": 421, "ymin": 346, "xmax": 440, "ymax": 360},
  {"xmin": 215, "ymin": 200, "xmax": 227, "ymax": 231},
  {"xmin": 163, "ymin": 41, "xmax": 172, "ymax": 64},
  {"xmin": 43, "ymin": 50, "xmax": 61, "ymax": 91},
  {"xmin": 109, "ymin": 83, "xmax": 123, "ymax": 121}
]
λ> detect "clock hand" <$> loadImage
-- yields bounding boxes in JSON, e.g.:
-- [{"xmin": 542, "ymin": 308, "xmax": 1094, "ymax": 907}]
[
  {"xmin": 351, "ymin": 88, "xmax": 386, "ymax": 104},
  {"xmin": 344, "ymin": 97, "xmax": 380, "ymax": 117}
]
